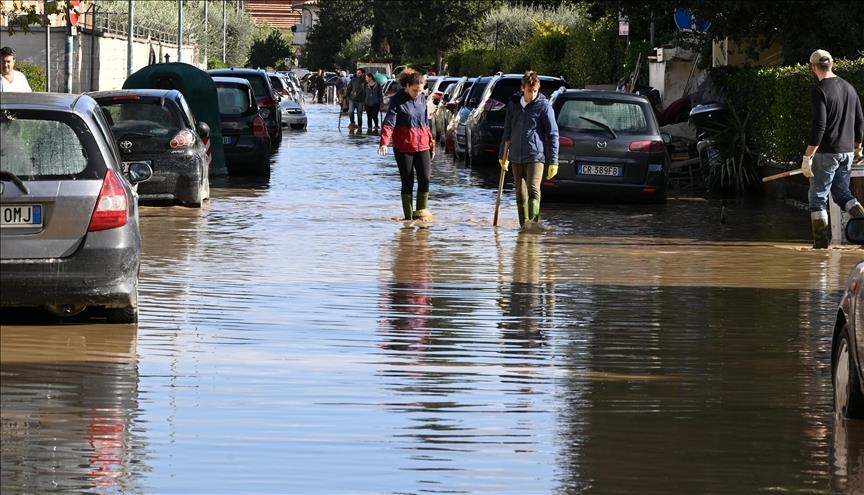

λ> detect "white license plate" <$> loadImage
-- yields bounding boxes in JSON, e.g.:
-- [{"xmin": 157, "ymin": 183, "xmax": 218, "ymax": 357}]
[
  {"xmin": 578, "ymin": 164, "xmax": 621, "ymax": 176},
  {"xmin": 1, "ymin": 204, "xmax": 43, "ymax": 228}
]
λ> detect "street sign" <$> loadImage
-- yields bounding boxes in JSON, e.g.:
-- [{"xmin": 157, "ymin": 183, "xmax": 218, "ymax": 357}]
[{"xmin": 674, "ymin": 8, "xmax": 711, "ymax": 33}]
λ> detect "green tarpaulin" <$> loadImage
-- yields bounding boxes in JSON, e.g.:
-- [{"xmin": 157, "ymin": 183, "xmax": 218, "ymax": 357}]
[{"xmin": 123, "ymin": 63, "xmax": 226, "ymax": 177}]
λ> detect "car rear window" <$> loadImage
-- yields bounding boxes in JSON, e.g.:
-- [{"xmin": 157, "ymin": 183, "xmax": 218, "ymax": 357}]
[
  {"xmin": 240, "ymin": 76, "xmax": 269, "ymax": 98},
  {"xmin": 558, "ymin": 99, "xmax": 650, "ymax": 134},
  {"xmin": 0, "ymin": 110, "xmax": 99, "ymax": 179},
  {"xmin": 216, "ymin": 85, "xmax": 254, "ymax": 116},
  {"xmin": 466, "ymin": 78, "xmax": 491, "ymax": 104},
  {"xmin": 99, "ymin": 98, "xmax": 184, "ymax": 137}
]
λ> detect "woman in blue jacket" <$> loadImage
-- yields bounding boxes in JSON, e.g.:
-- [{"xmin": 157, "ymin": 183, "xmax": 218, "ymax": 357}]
[
  {"xmin": 378, "ymin": 69, "xmax": 435, "ymax": 221},
  {"xmin": 499, "ymin": 71, "xmax": 559, "ymax": 228}
]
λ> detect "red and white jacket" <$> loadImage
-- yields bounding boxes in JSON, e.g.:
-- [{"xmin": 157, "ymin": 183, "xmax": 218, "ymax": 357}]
[{"xmin": 379, "ymin": 90, "xmax": 434, "ymax": 153}]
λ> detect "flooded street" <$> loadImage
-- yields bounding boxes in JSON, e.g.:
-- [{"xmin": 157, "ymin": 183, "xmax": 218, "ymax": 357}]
[{"xmin": 4, "ymin": 102, "xmax": 864, "ymax": 494}]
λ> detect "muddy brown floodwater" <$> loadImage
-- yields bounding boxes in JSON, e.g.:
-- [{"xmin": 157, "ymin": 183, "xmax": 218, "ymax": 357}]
[{"xmin": 3, "ymin": 102, "xmax": 864, "ymax": 494}]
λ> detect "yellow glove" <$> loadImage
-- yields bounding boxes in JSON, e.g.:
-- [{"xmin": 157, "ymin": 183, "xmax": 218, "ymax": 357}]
[
  {"xmin": 801, "ymin": 155, "xmax": 813, "ymax": 178},
  {"xmin": 499, "ymin": 158, "xmax": 509, "ymax": 172},
  {"xmin": 546, "ymin": 163, "xmax": 558, "ymax": 180},
  {"xmin": 855, "ymin": 145, "xmax": 863, "ymax": 164}
]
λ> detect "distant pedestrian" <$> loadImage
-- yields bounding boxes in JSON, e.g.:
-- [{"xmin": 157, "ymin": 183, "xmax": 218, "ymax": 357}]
[
  {"xmin": 378, "ymin": 68, "xmax": 435, "ymax": 221},
  {"xmin": 335, "ymin": 69, "xmax": 348, "ymax": 107},
  {"xmin": 801, "ymin": 49, "xmax": 864, "ymax": 248},
  {"xmin": 365, "ymin": 72, "xmax": 383, "ymax": 132},
  {"xmin": 499, "ymin": 70, "xmax": 558, "ymax": 230},
  {"xmin": 347, "ymin": 68, "xmax": 367, "ymax": 129},
  {"xmin": 315, "ymin": 68, "xmax": 326, "ymax": 104},
  {"xmin": 0, "ymin": 46, "xmax": 32, "ymax": 92}
]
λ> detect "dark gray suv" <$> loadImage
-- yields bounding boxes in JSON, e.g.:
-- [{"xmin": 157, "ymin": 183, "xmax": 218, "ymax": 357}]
[
  {"xmin": 208, "ymin": 68, "xmax": 283, "ymax": 146},
  {"xmin": 0, "ymin": 93, "xmax": 152, "ymax": 323}
]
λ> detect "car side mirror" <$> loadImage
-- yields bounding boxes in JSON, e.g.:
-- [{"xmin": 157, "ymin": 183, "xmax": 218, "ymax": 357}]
[
  {"xmin": 196, "ymin": 121, "xmax": 210, "ymax": 138},
  {"xmin": 125, "ymin": 161, "xmax": 153, "ymax": 184}
]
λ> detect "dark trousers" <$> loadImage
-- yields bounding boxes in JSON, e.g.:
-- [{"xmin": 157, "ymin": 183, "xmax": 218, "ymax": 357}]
[
  {"xmin": 395, "ymin": 150, "xmax": 431, "ymax": 195},
  {"xmin": 365, "ymin": 105, "xmax": 380, "ymax": 128}
]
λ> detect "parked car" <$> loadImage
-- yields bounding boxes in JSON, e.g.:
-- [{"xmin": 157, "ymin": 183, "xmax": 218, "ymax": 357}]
[
  {"xmin": 454, "ymin": 75, "xmax": 493, "ymax": 160},
  {"xmin": 89, "ymin": 89, "xmax": 211, "ymax": 208},
  {"xmin": 431, "ymin": 76, "xmax": 467, "ymax": 146},
  {"xmin": 427, "ymin": 76, "xmax": 461, "ymax": 141},
  {"xmin": 464, "ymin": 72, "xmax": 568, "ymax": 165},
  {"xmin": 832, "ymin": 217, "xmax": 864, "ymax": 419},
  {"xmin": 208, "ymin": 68, "xmax": 283, "ymax": 146},
  {"xmin": 212, "ymin": 76, "xmax": 271, "ymax": 176},
  {"xmin": 544, "ymin": 88, "xmax": 670, "ymax": 203},
  {"xmin": 0, "ymin": 92, "xmax": 153, "ymax": 323},
  {"xmin": 381, "ymin": 78, "xmax": 402, "ymax": 115},
  {"xmin": 442, "ymin": 77, "xmax": 477, "ymax": 154},
  {"xmin": 268, "ymin": 72, "xmax": 307, "ymax": 130}
]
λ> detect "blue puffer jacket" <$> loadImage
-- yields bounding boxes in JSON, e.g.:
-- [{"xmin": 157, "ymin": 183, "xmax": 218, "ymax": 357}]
[{"xmin": 500, "ymin": 92, "xmax": 559, "ymax": 165}]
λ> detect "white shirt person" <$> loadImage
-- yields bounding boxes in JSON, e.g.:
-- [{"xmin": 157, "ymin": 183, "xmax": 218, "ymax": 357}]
[{"xmin": 1, "ymin": 46, "xmax": 33, "ymax": 93}]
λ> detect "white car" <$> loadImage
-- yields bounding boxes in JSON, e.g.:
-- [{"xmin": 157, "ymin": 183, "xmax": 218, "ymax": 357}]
[{"xmin": 280, "ymin": 95, "xmax": 307, "ymax": 130}]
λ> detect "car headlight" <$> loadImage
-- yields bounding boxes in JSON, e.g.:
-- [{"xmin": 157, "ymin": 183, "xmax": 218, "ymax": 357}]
[{"xmin": 260, "ymin": 108, "xmax": 272, "ymax": 119}]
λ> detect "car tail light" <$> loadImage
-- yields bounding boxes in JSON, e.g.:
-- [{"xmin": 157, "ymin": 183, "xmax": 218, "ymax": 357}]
[
  {"xmin": 111, "ymin": 95, "xmax": 141, "ymax": 101},
  {"xmin": 259, "ymin": 97, "xmax": 276, "ymax": 109},
  {"xmin": 281, "ymin": 88, "xmax": 290, "ymax": 96},
  {"xmin": 559, "ymin": 136, "xmax": 574, "ymax": 147},
  {"xmin": 169, "ymin": 129, "xmax": 195, "ymax": 149},
  {"xmin": 88, "ymin": 170, "xmax": 129, "ymax": 232},
  {"xmin": 629, "ymin": 140, "xmax": 665, "ymax": 152},
  {"xmin": 483, "ymin": 99, "xmax": 506, "ymax": 112},
  {"xmin": 384, "ymin": 89, "xmax": 397, "ymax": 97},
  {"xmin": 252, "ymin": 115, "xmax": 268, "ymax": 137}
]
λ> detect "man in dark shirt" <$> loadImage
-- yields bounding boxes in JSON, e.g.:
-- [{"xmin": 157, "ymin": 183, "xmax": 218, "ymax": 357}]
[{"xmin": 802, "ymin": 49, "xmax": 864, "ymax": 248}]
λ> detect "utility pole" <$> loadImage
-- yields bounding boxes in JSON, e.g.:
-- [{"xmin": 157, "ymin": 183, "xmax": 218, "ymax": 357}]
[
  {"xmin": 177, "ymin": 0, "xmax": 183, "ymax": 63},
  {"xmin": 203, "ymin": 0, "xmax": 208, "ymax": 67},
  {"xmin": 44, "ymin": 0, "xmax": 50, "ymax": 91},
  {"xmin": 127, "ymin": 0, "xmax": 134, "ymax": 77},
  {"xmin": 222, "ymin": 0, "xmax": 226, "ymax": 64}
]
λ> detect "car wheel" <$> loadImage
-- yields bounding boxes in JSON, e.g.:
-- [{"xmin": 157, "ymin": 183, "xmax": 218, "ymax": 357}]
[
  {"xmin": 105, "ymin": 306, "xmax": 138, "ymax": 324},
  {"xmin": 834, "ymin": 324, "xmax": 864, "ymax": 419},
  {"xmin": 187, "ymin": 173, "xmax": 210, "ymax": 208},
  {"xmin": 274, "ymin": 125, "xmax": 283, "ymax": 146}
]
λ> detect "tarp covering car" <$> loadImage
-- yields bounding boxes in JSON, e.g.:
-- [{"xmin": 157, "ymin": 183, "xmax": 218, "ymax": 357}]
[{"xmin": 123, "ymin": 63, "xmax": 227, "ymax": 176}]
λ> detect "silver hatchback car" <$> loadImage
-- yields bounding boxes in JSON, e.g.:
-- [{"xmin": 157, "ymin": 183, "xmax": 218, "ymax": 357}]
[{"xmin": 0, "ymin": 93, "xmax": 152, "ymax": 323}]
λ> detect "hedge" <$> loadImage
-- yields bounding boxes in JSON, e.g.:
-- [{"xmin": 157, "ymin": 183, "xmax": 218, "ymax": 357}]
[{"xmin": 15, "ymin": 61, "xmax": 46, "ymax": 92}]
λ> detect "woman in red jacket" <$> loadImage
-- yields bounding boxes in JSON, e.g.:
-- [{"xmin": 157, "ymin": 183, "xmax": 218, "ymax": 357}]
[{"xmin": 378, "ymin": 69, "xmax": 435, "ymax": 221}]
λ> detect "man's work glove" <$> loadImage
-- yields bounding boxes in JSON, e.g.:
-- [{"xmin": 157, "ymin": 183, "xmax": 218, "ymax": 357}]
[
  {"xmin": 801, "ymin": 155, "xmax": 814, "ymax": 178},
  {"xmin": 855, "ymin": 145, "xmax": 863, "ymax": 164},
  {"xmin": 546, "ymin": 163, "xmax": 558, "ymax": 180},
  {"xmin": 499, "ymin": 157, "xmax": 509, "ymax": 172}
]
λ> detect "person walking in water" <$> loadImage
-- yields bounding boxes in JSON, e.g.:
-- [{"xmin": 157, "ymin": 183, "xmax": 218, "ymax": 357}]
[
  {"xmin": 801, "ymin": 49, "xmax": 864, "ymax": 248},
  {"xmin": 365, "ymin": 72, "xmax": 384, "ymax": 132},
  {"xmin": 378, "ymin": 68, "xmax": 435, "ymax": 221},
  {"xmin": 499, "ymin": 70, "xmax": 558, "ymax": 229}
]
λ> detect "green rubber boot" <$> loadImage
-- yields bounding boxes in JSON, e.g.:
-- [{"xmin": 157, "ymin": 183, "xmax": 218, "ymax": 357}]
[
  {"xmin": 847, "ymin": 201, "xmax": 864, "ymax": 218},
  {"xmin": 401, "ymin": 193, "xmax": 413, "ymax": 220},
  {"xmin": 516, "ymin": 202, "xmax": 527, "ymax": 227},
  {"xmin": 528, "ymin": 199, "xmax": 541, "ymax": 222},
  {"xmin": 811, "ymin": 210, "xmax": 830, "ymax": 249},
  {"xmin": 413, "ymin": 192, "xmax": 432, "ymax": 220}
]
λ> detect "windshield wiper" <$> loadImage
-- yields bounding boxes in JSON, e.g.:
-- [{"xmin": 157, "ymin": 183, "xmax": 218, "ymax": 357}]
[
  {"xmin": 0, "ymin": 170, "xmax": 30, "ymax": 195},
  {"xmin": 579, "ymin": 116, "xmax": 617, "ymax": 139}
]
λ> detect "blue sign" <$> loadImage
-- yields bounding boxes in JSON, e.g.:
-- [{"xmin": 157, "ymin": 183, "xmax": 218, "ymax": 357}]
[{"xmin": 674, "ymin": 8, "xmax": 711, "ymax": 33}]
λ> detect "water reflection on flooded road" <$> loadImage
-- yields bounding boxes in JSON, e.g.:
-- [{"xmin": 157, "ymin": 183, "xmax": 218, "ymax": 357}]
[{"xmin": 3, "ymin": 103, "xmax": 864, "ymax": 494}]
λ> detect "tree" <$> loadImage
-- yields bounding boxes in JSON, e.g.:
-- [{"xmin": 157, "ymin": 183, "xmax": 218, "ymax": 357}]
[
  {"xmin": 248, "ymin": 29, "xmax": 293, "ymax": 69},
  {"xmin": 303, "ymin": 0, "xmax": 373, "ymax": 69}
]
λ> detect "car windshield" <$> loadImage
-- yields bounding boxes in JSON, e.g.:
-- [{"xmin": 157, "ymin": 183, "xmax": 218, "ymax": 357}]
[
  {"xmin": 0, "ymin": 110, "xmax": 94, "ymax": 179},
  {"xmin": 558, "ymin": 99, "xmax": 650, "ymax": 134},
  {"xmin": 99, "ymin": 99, "xmax": 183, "ymax": 137},
  {"xmin": 216, "ymin": 86, "xmax": 253, "ymax": 116}
]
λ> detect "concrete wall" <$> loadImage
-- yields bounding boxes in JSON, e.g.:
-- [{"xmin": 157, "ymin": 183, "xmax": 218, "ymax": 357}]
[
  {"xmin": 0, "ymin": 27, "xmax": 201, "ymax": 93},
  {"xmin": 648, "ymin": 47, "xmax": 704, "ymax": 108}
]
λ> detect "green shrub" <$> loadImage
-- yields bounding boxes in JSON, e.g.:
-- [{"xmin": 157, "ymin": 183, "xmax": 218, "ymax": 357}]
[
  {"xmin": 207, "ymin": 58, "xmax": 228, "ymax": 70},
  {"xmin": 15, "ymin": 61, "xmax": 46, "ymax": 92}
]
